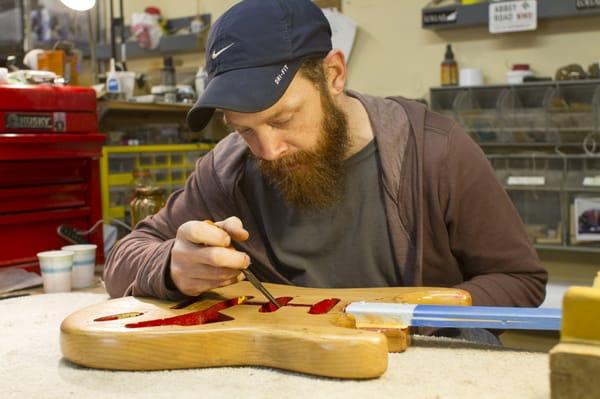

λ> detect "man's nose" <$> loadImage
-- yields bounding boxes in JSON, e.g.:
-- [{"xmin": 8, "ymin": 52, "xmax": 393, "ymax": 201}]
[{"xmin": 254, "ymin": 130, "xmax": 288, "ymax": 161}]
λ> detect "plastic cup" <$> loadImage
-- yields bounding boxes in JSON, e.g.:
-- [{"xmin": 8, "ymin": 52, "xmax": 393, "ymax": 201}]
[
  {"xmin": 0, "ymin": 67, "xmax": 8, "ymax": 84},
  {"xmin": 118, "ymin": 71, "xmax": 136, "ymax": 100},
  {"xmin": 61, "ymin": 244, "xmax": 97, "ymax": 289},
  {"xmin": 37, "ymin": 250, "xmax": 74, "ymax": 293}
]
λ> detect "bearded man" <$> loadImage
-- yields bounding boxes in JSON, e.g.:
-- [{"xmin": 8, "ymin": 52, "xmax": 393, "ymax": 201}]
[{"xmin": 104, "ymin": 0, "xmax": 547, "ymax": 344}]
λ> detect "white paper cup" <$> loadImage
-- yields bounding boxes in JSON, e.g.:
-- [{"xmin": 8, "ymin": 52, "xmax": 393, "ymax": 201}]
[
  {"xmin": 0, "ymin": 67, "xmax": 8, "ymax": 84},
  {"xmin": 37, "ymin": 250, "xmax": 74, "ymax": 293},
  {"xmin": 459, "ymin": 68, "xmax": 483, "ymax": 87},
  {"xmin": 62, "ymin": 244, "xmax": 97, "ymax": 289}
]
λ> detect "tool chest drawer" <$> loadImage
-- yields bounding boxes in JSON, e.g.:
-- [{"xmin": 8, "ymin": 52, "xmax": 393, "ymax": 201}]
[
  {"xmin": 0, "ymin": 159, "xmax": 88, "ymax": 187},
  {"xmin": 0, "ymin": 183, "xmax": 89, "ymax": 214},
  {"xmin": 0, "ymin": 208, "xmax": 93, "ymax": 267}
]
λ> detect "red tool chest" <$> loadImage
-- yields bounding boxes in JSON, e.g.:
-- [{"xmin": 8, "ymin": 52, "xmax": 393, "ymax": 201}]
[{"xmin": 0, "ymin": 84, "xmax": 105, "ymax": 271}]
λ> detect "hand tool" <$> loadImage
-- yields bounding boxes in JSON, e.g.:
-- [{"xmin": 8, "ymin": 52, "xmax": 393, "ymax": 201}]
[{"xmin": 205, "ymin": 220, "xmax": 280, "ymax": 308}]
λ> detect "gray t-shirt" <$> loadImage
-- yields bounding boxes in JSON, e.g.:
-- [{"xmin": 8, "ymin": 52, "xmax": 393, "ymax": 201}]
[{"xmin": 242, "ymin": 139, "xmax": 398, "ymax": 288}]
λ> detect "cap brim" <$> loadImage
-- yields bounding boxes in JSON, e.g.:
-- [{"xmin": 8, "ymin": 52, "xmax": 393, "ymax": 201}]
[{"xmin": 187, "ymin": 58, "xmax": 303, "ymax": 131}]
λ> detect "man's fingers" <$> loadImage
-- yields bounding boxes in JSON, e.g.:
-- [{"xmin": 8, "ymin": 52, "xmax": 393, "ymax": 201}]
[
  {"xmin": 217, "ymin": 273, "xmax": 245, "ymax": 287},
  {"xmin": 180, "ymin": 273, "xmax": 245, "ymax": 296},
  {"xmin": 215, "ymin": 216, "xmax": 250, "ymax": 241},
  {"xmin": 184, "ymin": 260, "xmax": 247, "ymax": 281},
  {"xmin": 178, "ymin": 221, "xmax": 231, "ymax": 247},
  {"xmin": 192, "ymin": 246, "xmax": 250, "ymax": 270},
  {"xmin": 171, "ymin": 218, "xmax": 251, "ymax": 296},
  {"xmin": 178, "ymin": 279, "xmax": 219, "ymax": 297},
  {"xmin": 173, "ymin": 240, "xmax": 250, "ymax": 270}
]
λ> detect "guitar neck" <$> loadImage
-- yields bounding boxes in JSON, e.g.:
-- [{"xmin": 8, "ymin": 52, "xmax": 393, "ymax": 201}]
[{"xmin": 345, "ymin": 302, "xmax": 562, "ymax": 331}]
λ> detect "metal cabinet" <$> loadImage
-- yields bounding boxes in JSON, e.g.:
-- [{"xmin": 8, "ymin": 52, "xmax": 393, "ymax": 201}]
[
  {"xmin": 431, "ymin": 81, "xmax": 600, "ymax": 252},
  {"xmin": 488, "ymin": 154, "xmax": 564, "ymax": 245},
  {"xmin": 430, "ymin": 80, "xmax": 600, "ymax": 148}
]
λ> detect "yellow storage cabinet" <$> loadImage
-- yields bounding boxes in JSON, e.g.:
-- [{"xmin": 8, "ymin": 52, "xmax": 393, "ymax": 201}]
[{"xmin": 100, "ymin": 144, "xmax": 214, "ymax": 224}]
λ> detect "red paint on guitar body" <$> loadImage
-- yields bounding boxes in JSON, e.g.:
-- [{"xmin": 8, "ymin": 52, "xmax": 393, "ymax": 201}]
[
  {"xmin": 94, "ymin": 311, "xmax": 144, "ymax": 322},
  {"xmin": 258, "ymin": 297, "xmax": 293, "ymax": 312},
  {"xmin": 96, "ymin": 296, "xmax": 342, "ymax": 329},
  {"xmin": 251, "ymin": 297, "xmax": 341, "ymax": 314},
  {"xmin": 125, "ymin": 296, "xmax": 250, "ymax": 328},
  {"xmin": 308, "ymin": 298, "xmax": 341, "ymax": 314}
]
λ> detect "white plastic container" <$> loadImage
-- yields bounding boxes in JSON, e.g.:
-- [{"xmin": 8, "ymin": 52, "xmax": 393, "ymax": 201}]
[
  {"xmin": 106, "ymin": 58, "xmax": 121, "ymax": 94},
  {"xmin": 62, "ymin": 244, "xmax": 97, "ymax": 289},
  {"xmin": 459, "ymin": 68, "xmax": 483, "ymax": 87},
  {"xmin": 37, "ymin": 250, "xmax": 74, "ymax": 293}
]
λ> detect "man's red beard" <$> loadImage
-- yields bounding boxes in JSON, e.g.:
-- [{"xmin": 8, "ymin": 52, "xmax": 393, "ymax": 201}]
[{"xmin": 258, "ymin": 89, "xmax": 350, "ymax": 210}]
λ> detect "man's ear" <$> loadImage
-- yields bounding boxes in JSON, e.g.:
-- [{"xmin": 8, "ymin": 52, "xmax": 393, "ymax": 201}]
[{"xmin": 323, "ymin": 49, "xmax": 347, "ymax": 96}]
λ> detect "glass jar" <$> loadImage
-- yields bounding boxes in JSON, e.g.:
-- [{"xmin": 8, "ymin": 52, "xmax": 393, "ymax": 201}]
[
  {"xmin": 130, "ymin": 186, "xmax": 166, "ymax": 228},
  {"xmin": 124, "ymin": 169, "xmax": 155, "ymax": 227},
  {"xmin": 129, "ymin": 169, "xmax": 154, "ymax": 201}
]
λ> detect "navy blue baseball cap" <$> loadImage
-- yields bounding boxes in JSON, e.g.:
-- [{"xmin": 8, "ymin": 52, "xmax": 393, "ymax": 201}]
[{"xmin": 187, "ymin": 0, "xmax": 332, "ymax": 131}]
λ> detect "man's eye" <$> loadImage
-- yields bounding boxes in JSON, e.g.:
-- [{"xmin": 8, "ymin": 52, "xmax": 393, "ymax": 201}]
[{"xmin": 270, "ymin": 119, "xmax": 291, "ymax": 128}]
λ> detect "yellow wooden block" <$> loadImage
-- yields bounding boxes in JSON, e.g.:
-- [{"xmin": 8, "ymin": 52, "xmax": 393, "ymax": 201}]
[
  {"xmin": 561, "ymin": 285, "xmax": 600, "ymax": 344},
  {"xmin": 550, "ymin": 343, "xmax": 600, "ymax": 399},
  {"xmin": 550, "ymin": 275, "xmax": 600, "ymax": 399}
]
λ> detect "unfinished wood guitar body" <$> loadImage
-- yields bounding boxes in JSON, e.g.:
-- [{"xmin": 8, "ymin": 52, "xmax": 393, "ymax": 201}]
[{"xmin": 61, "ymin": 282, "xmax": 471, "ymax": 378}]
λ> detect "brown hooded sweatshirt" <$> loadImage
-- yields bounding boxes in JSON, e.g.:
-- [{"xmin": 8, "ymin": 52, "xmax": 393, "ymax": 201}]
[{"xmin": 104, "ymin": 92, "xmax": 547, "ymax": 308}]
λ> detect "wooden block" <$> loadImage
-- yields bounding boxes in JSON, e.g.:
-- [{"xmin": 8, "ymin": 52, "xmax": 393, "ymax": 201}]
[
  {"xmin": 561, "ymin": 286, "xmax": 600, "ymax": 343},
  {"xmin": 60, "ymin": 282, "xmax": 470, "ymax": 379},
  {"xmin": 550, "ymin": 343, "xmax": 600, "ymax": 399},
  {"xmin": 550, "ymin": 282, "xmax": 600, "ymax": 399}
]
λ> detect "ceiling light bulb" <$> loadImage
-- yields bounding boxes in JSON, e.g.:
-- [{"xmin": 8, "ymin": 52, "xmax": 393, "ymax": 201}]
[{"xmin": 59, "ymin": 0, "xmax": 96, "ymax": 11}]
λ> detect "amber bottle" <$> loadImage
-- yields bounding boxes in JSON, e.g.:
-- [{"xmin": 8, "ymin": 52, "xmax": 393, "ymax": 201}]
[{"xmin": 441, "ymin": 44, "xmax": 458, "ymax": 86}]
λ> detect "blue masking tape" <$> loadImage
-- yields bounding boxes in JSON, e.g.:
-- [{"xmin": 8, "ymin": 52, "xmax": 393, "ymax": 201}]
[
  {"xmin": 346, "ymin": 302, "xmax": 562, "ymax": 331},
  {"xmin": 41, "ymin": 266, "xmax": 72, "ymax": 274},
  {"xmin": 411, "ymin": 304, "xmax": 561, "ymax": 330},
  {"xmin": 73, "ymin": 259, "xmax": 95, "ymax": 267}
]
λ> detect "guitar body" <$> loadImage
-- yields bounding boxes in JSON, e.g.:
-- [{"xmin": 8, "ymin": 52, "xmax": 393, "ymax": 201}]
[{"xmin": 60, "ymin": 282, "xmax": 471, "ymax": 378}]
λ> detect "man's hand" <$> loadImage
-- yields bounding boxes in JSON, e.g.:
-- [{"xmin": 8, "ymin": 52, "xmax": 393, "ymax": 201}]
[{"xmin": 170, "ymin": 217, "xmax": 251, "ymax": 296}]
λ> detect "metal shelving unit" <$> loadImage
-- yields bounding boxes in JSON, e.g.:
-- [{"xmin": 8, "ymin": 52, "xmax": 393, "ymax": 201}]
[
  {"xmin": 96, "ymin": 14, "xmax": 211, "ymax": 61},
  {"xmin": 431, "ymin": 81, "xmax": 600, "ymax": 252},
  {"xmin": 430, "ymin": 80, "xmax": 600, "ymax": 147},
  {"xmin": 422, "ymin": 0, "xmax": 600, "ymax": 30},
  {"xmin": 35, "ymin": 14, "xmax": 212, "ymax": 61},
  {"xmin": 535, "ymin": 244, "xmax": 600, "ymax": 254},
  {"xmin": 97, "ymin": 100, "xmax": 229, "ymax": 235}
]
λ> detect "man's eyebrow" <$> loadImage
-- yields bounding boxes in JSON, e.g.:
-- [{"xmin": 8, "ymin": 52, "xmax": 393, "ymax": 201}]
[{"xmin": 268, "ymin": 111, "xmax": 289, "ymax": 121}]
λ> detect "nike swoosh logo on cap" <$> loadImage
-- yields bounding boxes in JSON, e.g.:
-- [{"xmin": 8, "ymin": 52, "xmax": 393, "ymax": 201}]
[{"xmin": 211, "ymin": 43, "xmax": 235, "ymax": 60}]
